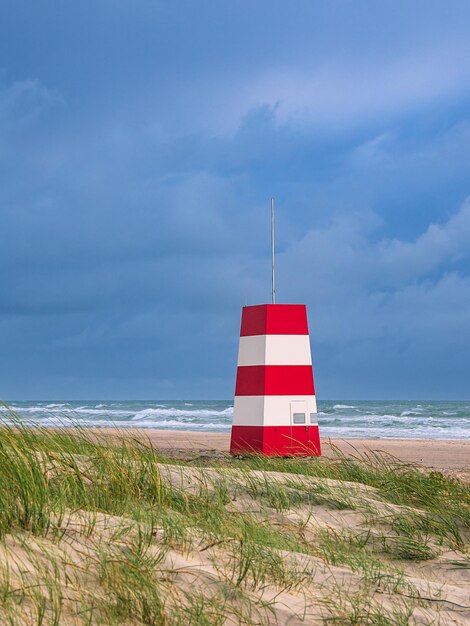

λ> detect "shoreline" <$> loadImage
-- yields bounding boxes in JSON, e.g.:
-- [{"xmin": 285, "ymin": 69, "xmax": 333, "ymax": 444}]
[
  {"xmin": 91, "ymin": 428, "xmax": 470, "ymax": 478},
  {"xmin": 43, "ymin": 427, "xmax": 470, "ymax": 441}
]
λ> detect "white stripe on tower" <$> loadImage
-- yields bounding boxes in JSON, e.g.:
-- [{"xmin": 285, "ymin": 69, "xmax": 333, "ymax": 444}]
[
  {"xmin": 237, "ymin": 335, "xmax": 312, "ymax": 366},
  {"xmin": 233, "ymin": 395, "xmax": 318, "ymax": 426}
]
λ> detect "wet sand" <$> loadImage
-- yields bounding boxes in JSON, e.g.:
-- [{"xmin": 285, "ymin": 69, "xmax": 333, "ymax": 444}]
[{"xmin": 97, "ymin": 429, "xmax": 470, "ymax": 478}]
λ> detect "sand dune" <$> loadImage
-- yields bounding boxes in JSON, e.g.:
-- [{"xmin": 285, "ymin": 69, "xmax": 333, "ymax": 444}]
[{"xmin": 0, "ymin": 426, "xmax": 469, "ymax": 624}]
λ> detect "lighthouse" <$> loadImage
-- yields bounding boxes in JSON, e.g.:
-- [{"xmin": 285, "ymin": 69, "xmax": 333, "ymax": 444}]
[{"xmin": 230, "ymin": 200, "xmax": 321, "ymax": 456}]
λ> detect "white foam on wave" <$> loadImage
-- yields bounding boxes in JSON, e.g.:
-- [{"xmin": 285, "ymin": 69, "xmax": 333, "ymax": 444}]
[
  {"xmin": 0, "ymin": 415, "xmax": 232, "ymax": 431},
  {"xmin": 126, "ymin": 420, "xmax": 232, "ymax": 430},
  {"xmin": 131, "ymin": 407, "xmax": 233, "ymax": 421},
  {"xmin": 322, "ymin": 425, "xmax": 470, "ymax": 439},
  {"xmin": 68, "ymin": 407, "xmax": 135, "ymax": 417},
  {"xmin": 4, "ymin": 405, "xmax": 135, "ymax": 418},
  {"xmin": 333, "ymin": 404, "xmax": 357, "ymax": 409},
  {"xmin": 323, "ymin": 413, "xmax": 453, "ymax": 423},
  {"xmin": 3, "ymin": 405, "xmax": 51, "ymax": 413}
]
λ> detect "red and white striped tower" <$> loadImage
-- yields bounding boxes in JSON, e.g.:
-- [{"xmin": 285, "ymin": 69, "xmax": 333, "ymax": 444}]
[
  {"xmin": 230, "ymin": 303, "xmax": 321, "ymax": 456},
  {"xmin": 230, "ymin": 199, "xmax": 321, "ymax": 456}
]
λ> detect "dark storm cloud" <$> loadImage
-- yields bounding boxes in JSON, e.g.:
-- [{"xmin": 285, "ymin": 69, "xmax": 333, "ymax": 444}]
[{"xmin": 1, "ymin": 1, "xmax": 470, "ymax": 399}]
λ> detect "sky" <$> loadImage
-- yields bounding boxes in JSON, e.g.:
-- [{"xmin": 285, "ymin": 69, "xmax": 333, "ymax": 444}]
[{"xmin": 1, "ymin": 0, "xmax": 470, "ymax": 400}]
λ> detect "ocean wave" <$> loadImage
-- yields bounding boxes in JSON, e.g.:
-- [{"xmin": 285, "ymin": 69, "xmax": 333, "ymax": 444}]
[
  {"xmin": 131, "ymin": 407, "xmax": 233, "ymax": 421},
  {"xmin": 3, "ymin": 405, "xmax": 135, "ymax": 418},
  {"xmin": 0, "ymin": 415, "xmax": 232, "ymax": 431},
  {"xmin": 333, "ymin": 404, "xmax": 357, "ymax": 409},
  {"xmin": 322, "ymin": 425, "xmax": 470, "ymax": 439},
  {"xmin": 1, "ymin": 400, "xmax": 469, "ymax": 439},
  {"xmin": 323, "ymin": 413, "xmax": 448, "ymax": 422},
  {"xmin": 125, "ymin": 420, "xmax": 231, "ymax": 430}
]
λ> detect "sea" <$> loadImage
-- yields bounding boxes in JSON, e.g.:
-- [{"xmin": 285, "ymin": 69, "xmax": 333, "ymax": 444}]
[{"xmin": 1, "ymin": 400, "xmax": 469, "ymax": 439}]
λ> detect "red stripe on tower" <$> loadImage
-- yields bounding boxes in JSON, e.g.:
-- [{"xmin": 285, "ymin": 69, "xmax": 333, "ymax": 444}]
[
  {"xmin": 230, "ymin": 304, "xmax": 321, "ymax": 457},
  {"xmin": 235, "ymin": 365, "xmax": 315, "ymax": 396},
  {"xmin": 240, "ymin": 304, "xmax": 309, "ymax": 336}
]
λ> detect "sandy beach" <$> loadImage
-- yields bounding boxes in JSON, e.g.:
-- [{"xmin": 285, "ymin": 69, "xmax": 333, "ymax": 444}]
[{"xmin": 96, "ymin": 429, "xmax": 470, "ymax": 479}]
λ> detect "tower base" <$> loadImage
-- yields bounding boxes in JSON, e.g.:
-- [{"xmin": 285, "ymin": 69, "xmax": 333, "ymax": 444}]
[{"xmin": 230, "ymin": 424, "xmax": 321, "ymax": 457}]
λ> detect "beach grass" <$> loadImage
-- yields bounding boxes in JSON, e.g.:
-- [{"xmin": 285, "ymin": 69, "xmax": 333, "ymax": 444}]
[{"xmin": 0, "ymin": 405, "xmax": 469, "ymax": 624}]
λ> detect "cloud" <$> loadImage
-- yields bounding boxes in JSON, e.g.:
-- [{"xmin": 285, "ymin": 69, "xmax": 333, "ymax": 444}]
[
  {"xmin": 376, "ymin": 200, "xmax": 470, "ymax": 284},
  {"xmin": 272, "ymin": 199, "xmax": 470, "ymax": 397},
  {"xmin": 208, "ymin": 44, "xmax": 470, "ymax": 133},
  {"xmin": 0, "ymin": 79, "xmax": 61, "ymax": 127},
  {"xmin": 1, "ymin": 2, "xmax": 470, "ymax": 399},
  {"xmin": 281, "ymin": 197, "xmax": 470, "ymax": 299}
]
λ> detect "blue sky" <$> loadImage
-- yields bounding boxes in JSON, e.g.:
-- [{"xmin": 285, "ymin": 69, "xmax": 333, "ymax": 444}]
[{"xmin": 1, "ymin": 0, "xmax": 470, "ymax": 400}]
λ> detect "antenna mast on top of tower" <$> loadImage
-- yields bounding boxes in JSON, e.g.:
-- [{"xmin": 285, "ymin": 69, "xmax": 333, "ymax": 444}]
[{"xmin": 271, "ymin": 197, "xmax": 276, "ymax": 304}]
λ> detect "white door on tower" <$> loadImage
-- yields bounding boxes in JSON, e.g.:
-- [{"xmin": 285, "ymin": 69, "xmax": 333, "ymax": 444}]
[{"xmin": 290, "ymin": 401, "xmax": 308, "ymax": 426}]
